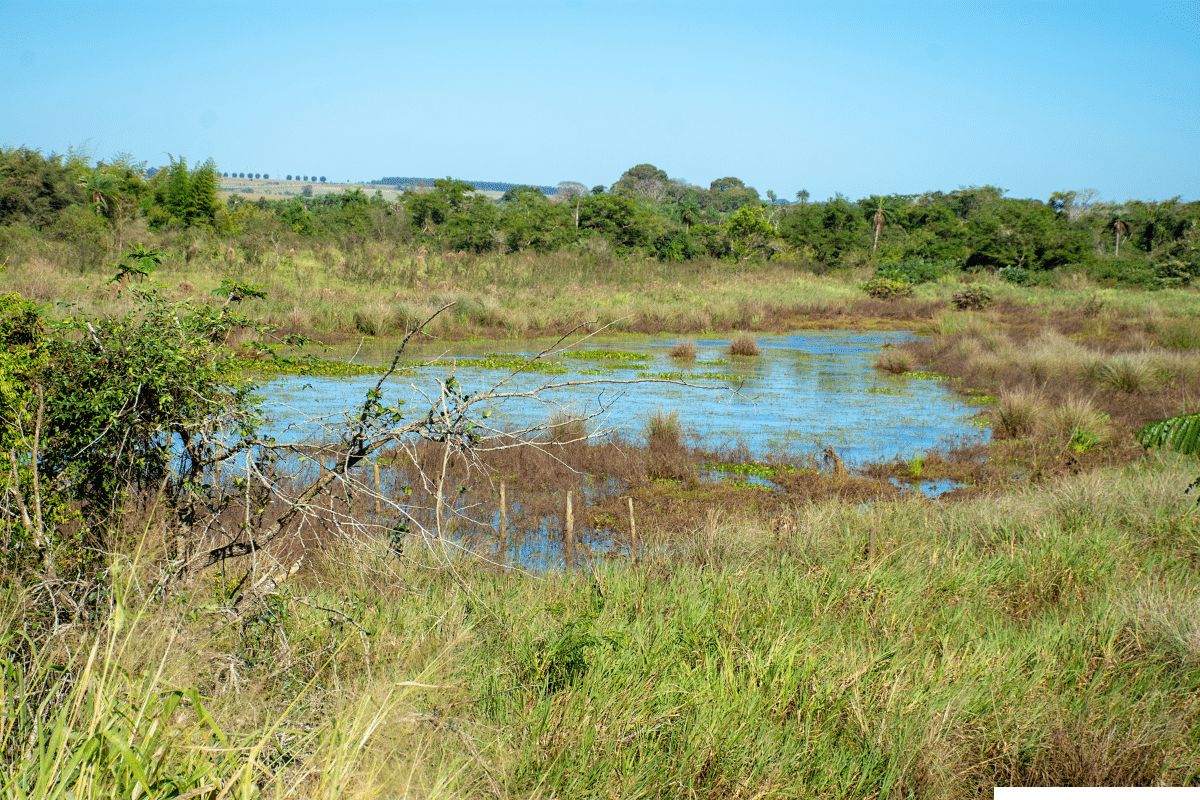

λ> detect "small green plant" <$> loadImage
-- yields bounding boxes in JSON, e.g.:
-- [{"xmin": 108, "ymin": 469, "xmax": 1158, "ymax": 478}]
[
  {"xmin": 105, "ymin": 242, "xmax": 167, "ymax": 285},
  {"xmin": 529, "ymin": 602, "xmax": 620, "ymax": 694},
  {"xmin": 907, "ymin": 456, "xmax": 924, "ymax": 479},
  {"xmin": 951, "ymin": 284, "xmax": 993, "ymax": 310},
  {"xmin": 860, "ymin": 275, "xmax": 913, "ymax": 300}
]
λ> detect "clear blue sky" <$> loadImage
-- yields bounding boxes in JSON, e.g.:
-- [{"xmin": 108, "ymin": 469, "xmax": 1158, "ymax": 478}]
[{"xmin": 3, "ymin": 0, "xmax": 1197, "ymax": 203}]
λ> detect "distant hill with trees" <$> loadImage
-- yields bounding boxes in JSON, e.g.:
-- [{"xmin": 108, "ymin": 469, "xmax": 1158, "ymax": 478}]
[{"xmin": 370, "ymin": 177, "xmax": 558, "ymax": 195}]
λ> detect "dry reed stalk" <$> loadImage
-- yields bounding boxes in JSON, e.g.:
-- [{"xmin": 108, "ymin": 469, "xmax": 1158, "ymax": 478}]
[{"xmin": 729, "ymin": 332, "xmax": 761, "ymax": 357}]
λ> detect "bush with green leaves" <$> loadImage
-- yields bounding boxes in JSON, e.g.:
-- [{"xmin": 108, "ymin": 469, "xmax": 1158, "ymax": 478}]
[
  {"xmin": 1137, "ymin": 412, "xmax": 1200, "ymax": 499},
  {"xmin": 0, "ymin": 247, "xmax": 273, "ymax": 577},
  {"xmin": 860, "ymin": 275, "xmax": 913, "ymax": 300},
  {"xmin": 951, "ymin": 284, "xmax": 993, "ymax": 310},
  {"xmin": 998, "ymin": 265, "xmax": 1030, "ymax": 285},
  {"xmin": 873, "ymin": 257, "xmax": 945, "ymax": 286}
]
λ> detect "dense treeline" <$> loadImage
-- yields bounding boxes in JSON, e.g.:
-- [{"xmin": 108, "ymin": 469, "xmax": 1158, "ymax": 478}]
[{"xmin": 2, "ymin": 147, "xmax": 1198, "ymax": 289}]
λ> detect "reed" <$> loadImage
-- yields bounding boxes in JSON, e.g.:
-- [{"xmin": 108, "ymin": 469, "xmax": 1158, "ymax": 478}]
[
  {"xmin": 729, "ymin": 331, "xmax": 761, "ymax": 356},
  {"xmin": 873, "ymin": 348, "xmax": 912, "ymax": 374},
  {"xmin": 669, "ymin": 338, "xmax": 697, "ymax": 360}
]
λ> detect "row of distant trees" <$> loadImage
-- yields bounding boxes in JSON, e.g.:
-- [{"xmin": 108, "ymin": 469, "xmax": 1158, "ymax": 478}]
[
  {"xmin": 217, "ymin": 173, "xmax": 329, "ymax": 182},
  {"xmin": 1, "ymin": 149, "xmax": 1196, "ymax": 288}
]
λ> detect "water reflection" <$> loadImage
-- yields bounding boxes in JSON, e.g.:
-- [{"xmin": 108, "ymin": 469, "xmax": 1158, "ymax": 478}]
[{"xmin": 257, "ymin": 331, "xmax": 988, "ymax": 466}]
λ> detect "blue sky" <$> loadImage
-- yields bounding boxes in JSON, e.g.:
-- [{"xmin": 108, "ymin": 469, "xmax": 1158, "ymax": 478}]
[{"xmin": 2, "ymin": 0, "xmax": 1197, "ymax": 203}]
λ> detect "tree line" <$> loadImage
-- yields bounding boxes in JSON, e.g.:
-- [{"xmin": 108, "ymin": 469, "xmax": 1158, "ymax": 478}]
[{"xmin": 2, "ymin": 147, "xmax": 1198, "ymax": 288}]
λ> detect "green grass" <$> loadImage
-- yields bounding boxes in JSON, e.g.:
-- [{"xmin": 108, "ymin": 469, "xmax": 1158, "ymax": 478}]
[{"xmin": 6, "ymin": 454, "xmax": 1200, "ymax": 796}]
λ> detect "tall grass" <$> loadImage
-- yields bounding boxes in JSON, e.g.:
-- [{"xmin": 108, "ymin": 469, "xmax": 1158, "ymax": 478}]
[{"xmin": 5, "ymin": 454, "xmax": 1200, "ymax": 796}]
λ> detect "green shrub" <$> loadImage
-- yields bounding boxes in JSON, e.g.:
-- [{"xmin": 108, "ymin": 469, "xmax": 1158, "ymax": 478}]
[
  {"xmin": 860, "ymin": 276, "xmax": 913, "ymax": 300},
  {"xmin": 998, "ymin": 265, "xmax": 1030, "ymax": 285},
  {"xmin": 951, "ymin": 284, "xmax": 993, "ymax": 310},
  {"xmin": 874, "ymin": 257, "xmax": 944, "ymax": 285}
]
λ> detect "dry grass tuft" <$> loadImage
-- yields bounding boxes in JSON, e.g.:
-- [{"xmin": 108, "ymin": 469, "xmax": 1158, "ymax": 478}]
[
  {"xmin": 644, "ymin": 409, "xmax": 683, "ymax": 447},
  {"xmin": 992, "ymin": 387, "xmax": 1046, "ymax": 439},
  {"xmin": 669, "ymin": 339, "xmax": 698, "ymax": 360},
  {"xmin": 873, "ymin": 349, "xmax": 912, "ymax": 374},
  {"xmin": 1050, "ymin": 395, "xmax": 1113, "ymax": 450},
  {"xmin": 729, "ymin": 332, "xmax": 761, "ymax": 357},
  {"xmin": 1095, "ymin": 353, "xmax": 1157, "ymax": 394}
]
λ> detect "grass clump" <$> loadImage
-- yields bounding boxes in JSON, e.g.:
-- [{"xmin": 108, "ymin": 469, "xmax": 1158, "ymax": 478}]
[
  {"xmin": 669, "ymin": 339, "xmax": 698, "ymax": 360},
  {"xmin": 1096, "ymin": 353, "xmax": 1157, "ymax": 394},
  {"xmin": 1051, "ymin": 395, "xmax": 1114, "ymax": 452},
  {"xmin": 644, "ymin": 409, "xmax": 683, "ymax": 447},
  {"xmin": 547, "ymin": 410, "xmax": 588, "ymax": 442},
  {"xmin": 992, "ymin": 387, "xmax": 1046, "ymax": 439},
  {"xmin": 728, "ymin": 332, "xmax": 761, "ymax": 357},
  {"xmin": 873, "ymin": 348, "xmax": 912, "ymax": 374}
]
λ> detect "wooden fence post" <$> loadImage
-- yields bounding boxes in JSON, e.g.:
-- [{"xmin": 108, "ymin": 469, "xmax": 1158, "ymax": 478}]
[
  {"xmin": 627, "ymin": 496, "xmax": 638, "ymax": 564},
  {"xmin": 373, "ymin": 462, "xmax": 381, "ymax": 517},
  {"xmin": 499, "ymin": 481, "xmax": 508, "ymax": 569},
  {"xmin": 565, "ymin": 490, "xmax": 574, "ymax": 572}
]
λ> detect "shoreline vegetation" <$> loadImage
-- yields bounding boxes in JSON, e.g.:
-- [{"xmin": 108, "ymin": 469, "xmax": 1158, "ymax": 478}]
[{"xmin": 3, "ymin": 148, "xmax": 1200, "ymax": 796}]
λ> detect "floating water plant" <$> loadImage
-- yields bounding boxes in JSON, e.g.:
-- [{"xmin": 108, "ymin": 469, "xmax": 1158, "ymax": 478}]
[
  {"xmin": 450, "ymin": 354, "xmax": 569, "ymax": 374},
  {"xmin": 707, "ymin": 462, "xmax": 798, "ymax": 480},
  {"xmin": 560, "ymin": 349, "xmax": 651, "ymax": 362},
  {"xmin": 636, "ymin": 370, "xmax": 760, "ymax": 381},
  {"xmin": 232, "ymin": 356, "xmax": 402, "ymax": 377}
]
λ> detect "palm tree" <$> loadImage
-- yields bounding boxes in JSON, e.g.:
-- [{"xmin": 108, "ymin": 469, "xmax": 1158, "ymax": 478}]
[
  {"xmin": 869, "ymin": 196, "xmax": 891, "ymax": 254},
  {"xmin": 1111, "ymin": 209, "xmax": 1130, "ymax": 257}
]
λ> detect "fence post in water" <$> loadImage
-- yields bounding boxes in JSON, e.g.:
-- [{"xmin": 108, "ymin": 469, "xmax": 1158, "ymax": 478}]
[
  {"xmin": 499, "ymin": 481, "xmax": 508, "ymax": 569},
  {"xmin": 627, "ymin": 497, "xmax": 638, "ymax": 564},
  {"xmin": 373, "ymin": 462, "xmax": 381, "ymax": 518},
  {"xmin": 565, "ymin": 490, "xmax": 574, "ymax": 573}
]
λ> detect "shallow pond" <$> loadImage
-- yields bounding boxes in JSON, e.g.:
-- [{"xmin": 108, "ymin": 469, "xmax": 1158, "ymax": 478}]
[{"xmin": 256, "ymin": 331, "xmax": 989, "ymax": 467}]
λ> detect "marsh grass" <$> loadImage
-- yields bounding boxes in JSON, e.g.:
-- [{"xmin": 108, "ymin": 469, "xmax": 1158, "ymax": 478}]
[
  {"xmin": 644, "ymin": 409, "xmax": 683, "ymax": 447},
  {"xmin": 728, "ymin": 331, "xmax": 761, "ymax": 356},
  {"xmin": 1051, "ymin": 395, "xmax": 1114, "ymax": 451},
  {"xmin": 669, "ymin": 338, "xmax": 697, "ymax": 360},
  {"xmin": 547, "ymin": 409, "xmax": 588, "ymax": 442},
  {"xmin": 1096, "ymin": 353, "xmax": 1157, "ymax": 394},
  {"xmin": 873, "ymin": 348, "xmax": 912, "ymax": 374},
  {"xmin": 992, "ymin": 388, "xmax": 1046, "ymax": 439}
]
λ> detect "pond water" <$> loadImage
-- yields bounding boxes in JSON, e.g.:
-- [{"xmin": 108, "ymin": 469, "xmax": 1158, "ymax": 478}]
[{"xmin": 256, "ymin": 331, "xmax": 989, "ymax": 467}]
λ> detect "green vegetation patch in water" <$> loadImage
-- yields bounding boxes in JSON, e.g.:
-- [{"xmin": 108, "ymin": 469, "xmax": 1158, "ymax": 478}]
[
  {"xmin": 559, "ymin": 350, "xmax": 651, "ymax": 362},
  {"xmin": 904, "ymin": 370, "xmax": 948, "ymax": 380},
  {"xmin": 707, "ymin": 462, "xmax": 799, "ymax": 480},
  {"xmin": 233, "ymin": 357, "xmax": 403, "ymax": 378},
  {"xmin": 449, "ymin": 354, "xmax": 569, "ymax": 374},
  {"xmin": 637, "ymin": 370, "xmax": 761, "ymax": 382}
]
